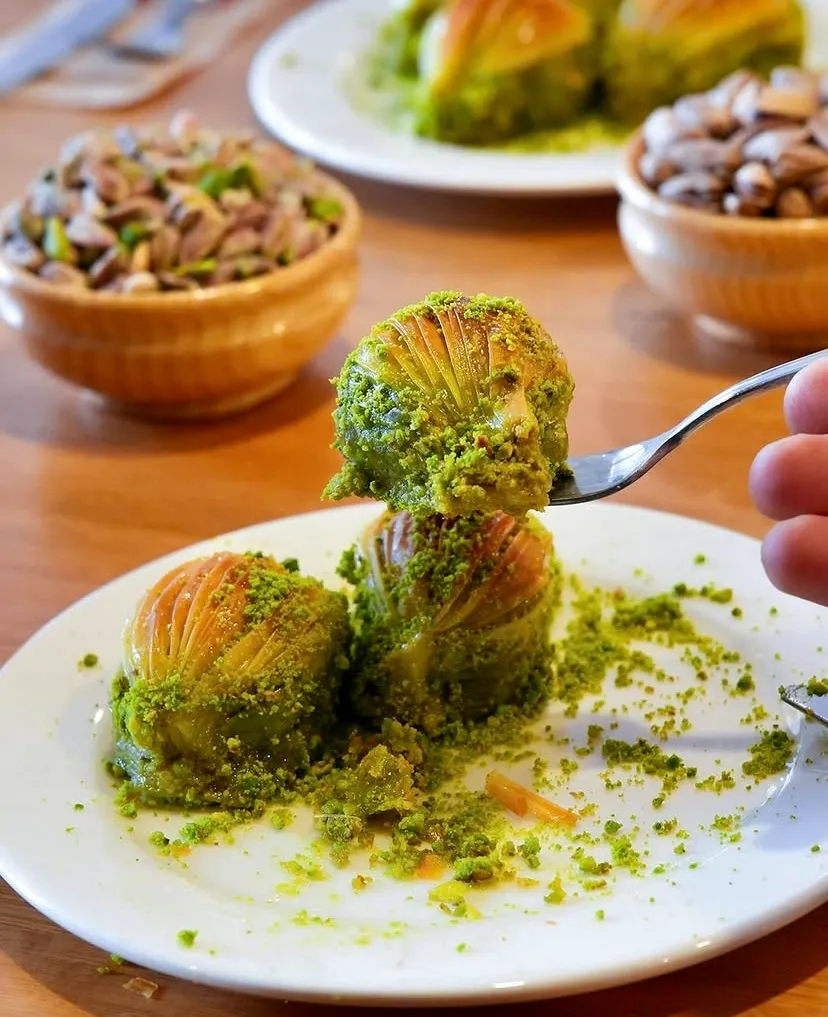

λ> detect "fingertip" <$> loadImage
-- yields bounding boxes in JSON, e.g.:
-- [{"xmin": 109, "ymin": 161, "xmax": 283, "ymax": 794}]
[
  {"xmin": 784, "ymin": 358, "xmax": 828, "ymax": 435},
  {"xmin": 749, "ymin": 434, "xmax": 828, "ymax": 521},
  {"xmin": 748, "ymin": 439, "xmax": 793, "ymax": 520},
  {"xmin": 762, "ymin": 516, "xmax": 828, "ymax": 608}
]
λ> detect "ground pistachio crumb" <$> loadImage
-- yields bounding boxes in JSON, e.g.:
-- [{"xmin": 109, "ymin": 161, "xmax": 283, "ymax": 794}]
[
  {"xmin": 177, "ymin": 929, "xmax": 198, "ymax": 948},
  {"xmin": 806, "ymin": 677, "xmax": 828, "ymax": 697},
  {"xmin": 79, "ymin": 653, "xmax": 99, "ymax": 668},
  {"xmin": 544, "ymin": 874, "xmax": 566, "ymax": 904},
  {"xmin": 742, "ymin": 729, "xmax": 795, "ymax": 780},
  {"xmin": 269, "ymin": 808, "xmax": 294, "ymax": 831}
]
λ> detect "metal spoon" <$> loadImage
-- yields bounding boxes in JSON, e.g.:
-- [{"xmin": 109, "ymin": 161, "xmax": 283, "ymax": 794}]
[{"xmin": 549, "ymin": 349, "xmax": 828, "ymax": 506}]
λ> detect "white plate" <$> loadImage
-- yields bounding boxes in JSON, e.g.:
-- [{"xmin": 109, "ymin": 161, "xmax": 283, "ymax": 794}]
[
  {"xmin": 247, "ymin": 0, "xmax": 828, "ymax": 196},
  {"xmin": 1, "ymin": 502, "xmax": 828, "ymax": 1006}
]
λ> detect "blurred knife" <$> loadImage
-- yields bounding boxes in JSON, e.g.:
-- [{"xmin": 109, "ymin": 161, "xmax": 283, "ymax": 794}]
[{"xmin": 0, "ymin": 0, "xmax": 139, "ymax": 97}]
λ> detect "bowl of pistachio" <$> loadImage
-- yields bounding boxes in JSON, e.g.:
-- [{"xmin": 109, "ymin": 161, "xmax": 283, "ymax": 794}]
[
  {"xmin": 617, "ymin": 66, "xmax": 828, "ymax": 353},
  {"xmin": 0, "ymin": 111, "xmax": 361, "ymax": 418}
]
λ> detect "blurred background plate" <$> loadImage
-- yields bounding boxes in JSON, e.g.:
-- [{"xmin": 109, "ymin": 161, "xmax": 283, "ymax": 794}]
[{"xmin": 247, "ymin": 0, "xmax": 828, "ymax": 197}]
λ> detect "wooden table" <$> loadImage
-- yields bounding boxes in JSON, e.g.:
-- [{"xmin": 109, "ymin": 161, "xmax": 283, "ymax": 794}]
[{"xmin": 0, "ymin": 3, "xmax": 825, "ymax": 1015}]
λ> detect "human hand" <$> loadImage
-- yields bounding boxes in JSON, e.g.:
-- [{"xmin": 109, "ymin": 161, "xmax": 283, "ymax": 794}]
[{"xmin": 749, "ymin": 358, "xmax": 828, "ymax": 608}]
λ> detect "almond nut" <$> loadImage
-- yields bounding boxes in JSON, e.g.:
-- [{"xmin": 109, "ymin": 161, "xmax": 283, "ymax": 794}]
[
  {"xmin": 2, "ymin": 235, "xmax": 45, "ymax": 270},
  {"xmin": 755, "ymin": 84, "xmax": 820, "ymax": 122},
  {"xmin": 130, "ymin": 240, "xmax": 152, "ymax": 274},
  {"xmin": 122, "ymin": 271, "xmax": 160, "ymax": 293},
  {"xmin": 664, "ymin": 138, "xmax": 740, "ymax": 176},
  {"xmin": 158, "ymin": 271, "xmax": 197, "ymax": 291},
  {"xmin": 674, "ymin": 94, "xmax": 737, "ymax": 138},
  {"xmin": 64, "ymin": 213, "xmax": 118, "ymax": 249},
  {"xmin": 38, "ymin": 261, "xmax": 87, "ymax": 287},
  {"xmin": 771, "ymin": 144, "xmax": 828, "ymax": 187},
  {"xmin": 657, "ymin": 171, "xmax": 724, "ymax": 211},
  {"xmin": 708, "ymin": 70, "xmax": 760, "ymax": 110},
  {"xmin": 731, "ymin": 79, "xmax": 764, "ymax": 124},
  {"xmin": 218, "ymin": 228, "xmax": 261, "ymax": 259},
  {"xmin": 643, "ymin": 107, "xmax": 704, "ymax": 152},
  {"xmin": 169, "ymin": 110, "xmax": 199, "ymax": 151},
  {"xmin": 770, "ymin": 66, "xmax": 822, "ymax": 91},
  {"xmin": 177, "ymin": 214, "xmax": 227, "ymax": 264},
  {"xmin": 638, "ymin": 151, "xmax": 678, "ymax": 187},
  {"xmin": 80, "ymin": 162, "xmax": 130, "ymax": 205},
  {"xmin": 723, "ymin": 192, "xmax": 764, "ymax": 217},
  {"xmin": 742, "ymin": 127, "xmax": 811, "ymax": 164},
  {"xmin": 732, "ymin": 162, "xmax": 776, "ymax": 207},
  {"xmin": 809, "ymin": 110, "xmax": 828, "ymax": 151},
  {"xmin": 806, "ymin": 170, "xmax": 828, "ymax": 213},
  {"xmin": 88, "ymin": 246, "xmax": 128, "ymax": 288},
  {"xmin": 104, "ymin": 196, "xmax": 167, "ymax": 229},
  {"xmin": 148, "ymin": 225, "xmax": 180, "ymax": 272},
  {"xmin": 775, "ymin": 187, "xmax": 814, "ymax": 218}
]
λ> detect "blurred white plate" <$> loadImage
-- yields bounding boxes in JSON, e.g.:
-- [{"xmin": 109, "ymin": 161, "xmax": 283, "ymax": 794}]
[
  {"xmin": 247, "ymin": 0, "xmax": 828, "ymax": 196},
  {"xmin": 1, "ymin": 502, "xmax": 828, "ymax": 1005}
]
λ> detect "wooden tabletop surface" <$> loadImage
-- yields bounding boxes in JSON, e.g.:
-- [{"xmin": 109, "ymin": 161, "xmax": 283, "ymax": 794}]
[{"xmin": 0, "ymin": 3, "xmax": 826, "ymax": 1015}]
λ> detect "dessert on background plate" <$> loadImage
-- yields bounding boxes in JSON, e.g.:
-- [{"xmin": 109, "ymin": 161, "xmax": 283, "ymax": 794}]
[
  {"xmin": 370, "ymin": 0, "xmax": 806, "ymax": 147},
  {"xmin": 246, "ymin": 0, "xmax": 828, "ymax": 195},
  {"xmin": 604, "ymin": 0, "xmax": 806, "ymax": 124}
]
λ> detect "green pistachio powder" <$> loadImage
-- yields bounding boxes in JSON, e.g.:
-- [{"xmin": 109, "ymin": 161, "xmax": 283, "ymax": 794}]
[
  {"xmin": 101, "ymin": 297, "xmax": 818, "ymax": 947},
  {"xmin": 106, "ymin": 553, "xmax": 810, "ymax": 939}
]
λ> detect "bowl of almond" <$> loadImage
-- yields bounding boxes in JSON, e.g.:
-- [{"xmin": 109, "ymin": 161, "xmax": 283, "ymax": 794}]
[
  {"xmin": 0, "ymin": 111, "xmax": 361, "ymax": 419},
  {"xmin": 617, "ymin": 66, "xmax": 828, "ymax": 353}
]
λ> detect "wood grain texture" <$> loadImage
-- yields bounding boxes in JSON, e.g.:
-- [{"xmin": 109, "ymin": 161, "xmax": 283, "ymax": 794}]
[{"xmin": 0, "ymin": 2, "xmax": 824, "ymax": 1015}]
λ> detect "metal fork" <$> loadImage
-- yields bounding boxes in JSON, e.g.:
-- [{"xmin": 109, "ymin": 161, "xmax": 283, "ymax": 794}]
[
  {"xmin": 780, "ymin": 685, "xmax": 828, "ymax": 729},
  {"xmin": 549, "ymin": 349, "xmax": 828, "ymax": 506},
  {"xmin": 109, "ymin": 0, "xmax": 205, "ymax": 61}
]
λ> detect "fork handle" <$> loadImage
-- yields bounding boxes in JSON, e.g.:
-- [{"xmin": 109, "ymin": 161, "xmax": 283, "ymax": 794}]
[{"xmin": 664, "ymin": 349, "xmax": 828, "ymax": 445}]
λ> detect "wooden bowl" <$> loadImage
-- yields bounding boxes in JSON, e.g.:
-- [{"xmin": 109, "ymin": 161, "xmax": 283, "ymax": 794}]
[
  {"xmin": 0, "ymin": 173, "xmax": 361, "ymax": 420},
  {"xmin": 617, "ymin": 132, "xmax": 828, "ymax": 354}
]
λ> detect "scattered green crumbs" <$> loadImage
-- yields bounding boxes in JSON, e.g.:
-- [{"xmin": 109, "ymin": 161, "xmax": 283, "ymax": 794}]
[
  {"xmin": 177, "ymin": 929, "xmax": 198, "ymax": 948},
  {"xmin": 107, "ymin": 539, "xmax": 794, "ymax": 923},
  {"xmin": 78, "ymin": 653, "xmax": 99, "ymax": 668},
  {"xmin": 96, "ymin": 953, "xmax": 125, "ymax": 975},
  {"xmin": 742, "ymin": 729, "xmax": 795, "ymax": 781},
  {"xmin": 806, "ymin": 678, "xmax": 828, "ymax": 697}
]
